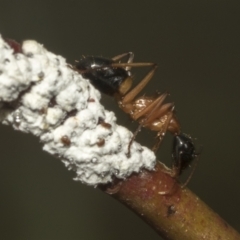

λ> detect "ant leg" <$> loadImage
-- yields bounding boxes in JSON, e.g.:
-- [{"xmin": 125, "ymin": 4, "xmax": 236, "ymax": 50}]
[
  {"xmin": 112, "ymin": 52, "xmax": 134, "ymax": 62},
  {"xmin": 112, "ymin": 62, "xmax": 155, "ymax": 68},
  {"xmin": 127, "ymin": 124, "xmax": 142, "ymax": 157},
  {"xmin": 122, "ymin": 64, "xmax": 158, "ymax": 104},
  {"xmin": 111, "ymin": 53, "xmax": 155, "ymax": 71},
  {"xmin": 112, "ymin": 52, "xmax": 134, "ymax": 71}
]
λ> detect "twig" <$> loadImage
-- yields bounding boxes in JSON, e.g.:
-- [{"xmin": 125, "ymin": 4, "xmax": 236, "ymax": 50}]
[{"xmin": 103, "ymin": 162, "xmax": 240, "ymax": 240}]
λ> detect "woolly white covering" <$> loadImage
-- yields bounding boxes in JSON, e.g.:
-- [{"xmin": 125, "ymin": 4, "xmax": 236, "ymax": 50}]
[{"xmin": 0, "ymin": 36, "xmax": 156, "ymax": 185}]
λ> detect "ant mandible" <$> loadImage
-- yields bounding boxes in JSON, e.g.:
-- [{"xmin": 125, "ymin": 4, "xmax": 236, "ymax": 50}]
[{"xmin": 74, "ymin": 52, "xmax": 198, "ymax": 187}]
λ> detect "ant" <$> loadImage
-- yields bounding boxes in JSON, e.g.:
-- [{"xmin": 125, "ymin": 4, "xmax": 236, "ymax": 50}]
[{"xmin": 74, "ymin": 52, "xmax": 198, "ymax": 189}]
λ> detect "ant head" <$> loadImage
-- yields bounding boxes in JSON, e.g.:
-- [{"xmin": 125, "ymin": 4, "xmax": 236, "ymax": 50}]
[{"xmin": 172, "ymin": 133, "xmax": 198, "ymax": 173}]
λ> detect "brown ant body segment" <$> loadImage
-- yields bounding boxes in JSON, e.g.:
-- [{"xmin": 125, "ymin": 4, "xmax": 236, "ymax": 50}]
[{"xmin": 74, "ymin": 52, "xmax": 198, "ymax": 189}]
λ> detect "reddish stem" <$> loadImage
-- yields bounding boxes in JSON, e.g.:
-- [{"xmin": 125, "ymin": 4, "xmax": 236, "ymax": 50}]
[{"xmin": 102, "ymin": 162, "xmax": 240, "ymax": 240}]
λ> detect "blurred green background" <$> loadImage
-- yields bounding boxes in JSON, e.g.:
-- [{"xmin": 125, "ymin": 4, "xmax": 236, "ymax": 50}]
[{"xmin": 0, "ymin": 1, "xmax": 240, "ymax": 239}]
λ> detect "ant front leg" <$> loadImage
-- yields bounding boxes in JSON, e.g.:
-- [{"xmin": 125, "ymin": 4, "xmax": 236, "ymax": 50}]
[
  {"xmin": 111, "ymin": 53, "xmax": 156, "ymax": 79},
  {"xmin": 112, "ymin": 53, "xmax": 156, "ymax": 72},
  {"xmin": 112, "ymin": 52, "xmax": 134, "ymax": 71}
]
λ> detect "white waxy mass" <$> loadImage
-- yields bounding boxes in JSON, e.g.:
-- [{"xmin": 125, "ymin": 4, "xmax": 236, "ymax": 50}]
[{"xmin": 0, "ymin": 36, "xmax": 156, "ymax": 185}]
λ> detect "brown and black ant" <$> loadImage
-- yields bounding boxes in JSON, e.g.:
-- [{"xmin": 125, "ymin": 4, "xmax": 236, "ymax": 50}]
[{"xmin": 74, "ymin": 52, "xmax": 198, "ymax": 188}]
